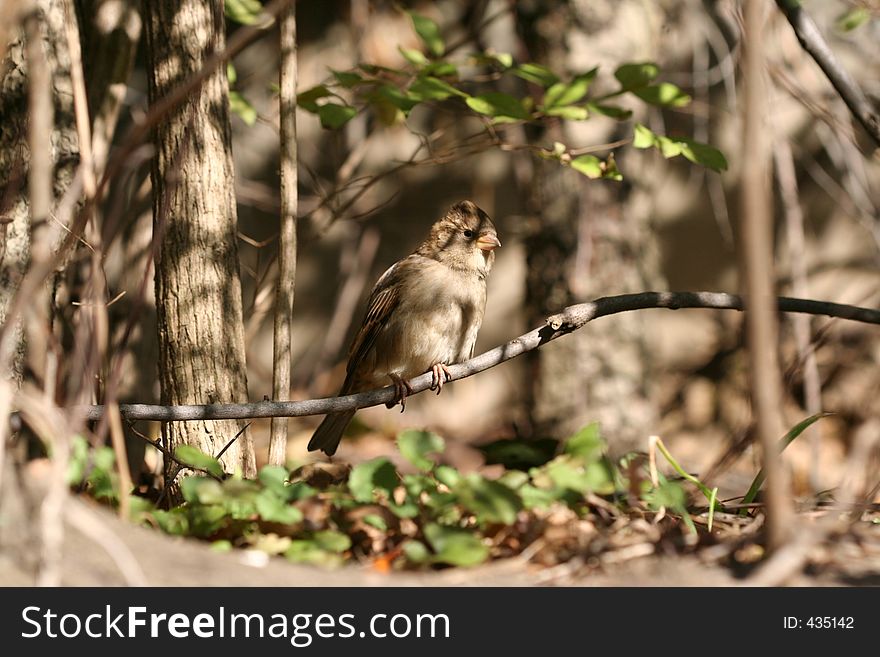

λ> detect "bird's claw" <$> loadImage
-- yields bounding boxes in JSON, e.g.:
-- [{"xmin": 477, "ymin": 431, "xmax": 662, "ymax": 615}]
[
  {"xmin": 430, "ymin": 363, "xmax": 452, "ymax": 395},
  {"xmin": 386, "ymin": 374, "xmax": 413, "ymax": 412}
]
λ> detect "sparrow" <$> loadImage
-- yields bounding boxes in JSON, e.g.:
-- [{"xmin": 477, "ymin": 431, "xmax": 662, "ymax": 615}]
[{"xmin": 308, "ymin": 200, "xmax": 501, "ymax": 456}]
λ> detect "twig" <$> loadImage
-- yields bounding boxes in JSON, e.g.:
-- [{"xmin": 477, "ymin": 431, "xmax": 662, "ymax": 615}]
[
  {"xmin": 216, "ymin": 422, "xmax": 251, "ymax": 462},
  {"xmin": 270, "ymin": 1, "xmax": 298, "ymax": 466},
  {"xmin": 774, "ymin": 0, "xmax": 880, "ymax": 147},
  {"xmin": 62, "ymin": 291, "xmax": 880, "ymax": 423},
  {"xmin": 125, "ymin": 420, "xmax": 224, "ymax": 483}
]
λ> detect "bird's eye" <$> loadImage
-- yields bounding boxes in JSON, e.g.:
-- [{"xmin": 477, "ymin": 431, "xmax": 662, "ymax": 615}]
[{"xmin": 463, "ymin": 229, "xmax": 474, "ymax": 238}]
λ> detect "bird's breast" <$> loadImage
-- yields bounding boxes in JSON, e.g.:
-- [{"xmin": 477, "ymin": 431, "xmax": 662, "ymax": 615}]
[{"xmin": 372, "ymin": 263, "xmax": 486, "ymax": 380}]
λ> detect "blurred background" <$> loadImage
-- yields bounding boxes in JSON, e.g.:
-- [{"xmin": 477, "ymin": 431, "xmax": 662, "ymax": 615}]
[{"xmin": 91, "ymin": 0, "xmax": 879, "ymax": 498}]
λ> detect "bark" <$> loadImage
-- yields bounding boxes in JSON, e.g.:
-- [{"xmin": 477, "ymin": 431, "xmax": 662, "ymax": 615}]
[
  {"xmin": 143, "ymin": 0, "xmax": 256, "ymax": 486},
  {"xmin": 0, "ymin": 0, "xmax": 78, "ymax": 384},
  {"xmin": 269, "ymin": 1, "xmax": 298, "ymax": 466},
  {"xmin": 0, "ymin": 0, "xmax": 79, "ymax": 578},
  {"xmin": 517, "ymin": 0, "xmax": 662, "ymax": 453}
]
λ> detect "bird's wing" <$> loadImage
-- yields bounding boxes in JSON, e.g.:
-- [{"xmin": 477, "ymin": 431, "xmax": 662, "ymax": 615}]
[{"xmin": 341, "ymin": 259, "xmax": 407, "ymax": 392}]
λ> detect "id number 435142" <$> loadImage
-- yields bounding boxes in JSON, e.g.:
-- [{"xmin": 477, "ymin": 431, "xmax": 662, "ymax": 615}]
[{"xmin": 784, "ymin": 616, "xmax": 854, "ymax": 629}]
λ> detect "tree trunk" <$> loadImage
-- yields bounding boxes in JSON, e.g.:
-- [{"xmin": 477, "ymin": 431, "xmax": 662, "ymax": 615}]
[
  {"xmin": 518, "ymin": 0, "xmax": 662, "ymax": 453},
  {"xmin": 0, "ymin": 0, "xmax": 79, "ymax": 578},
  {"xmin": 142, "ymin": 0, "xmax": 256, "ymax": 486}
]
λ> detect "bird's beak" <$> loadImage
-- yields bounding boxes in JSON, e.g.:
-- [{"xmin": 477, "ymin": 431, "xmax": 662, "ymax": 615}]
[{"xmin": 476, "ymin": 234, "xmax": 501, "ymax": 252}]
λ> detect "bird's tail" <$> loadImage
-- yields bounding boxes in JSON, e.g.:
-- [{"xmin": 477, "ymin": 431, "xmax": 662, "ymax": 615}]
[{"xmin": 307, "ymin": 410, "xmax": 355, "ymax": 456}]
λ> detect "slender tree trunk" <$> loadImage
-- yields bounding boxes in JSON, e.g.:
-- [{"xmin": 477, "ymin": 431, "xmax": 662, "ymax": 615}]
[
  {"xmin": 269, "ymin": 1, "xmax": 298, "ymax": 466},
  {"xmin": 740, "ymin": 1, "xmax": 792, "ymax": 551},
  {"xmin": 517, "ymin": 0, "xmax": 661, "ymax": 452},
  {"xmin": 143, "ymin": 0, "xmax": 256, "ymax": 487}
]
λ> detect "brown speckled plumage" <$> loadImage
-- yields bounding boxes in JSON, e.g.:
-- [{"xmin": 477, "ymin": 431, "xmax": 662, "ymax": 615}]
[{"xmin": 308, "ymin": 201, "xmax": 501, "ymax": 456}]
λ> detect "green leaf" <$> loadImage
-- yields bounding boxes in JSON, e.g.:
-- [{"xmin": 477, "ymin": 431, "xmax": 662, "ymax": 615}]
[
  {"xmin": 285, "ymin": 540, "xmax": 344, "ymax": 567},
  {"xmin": 285, "ymin": 481, "xmax": 318, "ymax": 502},
  {"xmin": 586, "ymin": 103, "xmax": 633, "ymax": 120},
  {"xmin": 250, "ymin": 533, "xmax": 292, "ymax": 555},
  {"xmin": 632, "ymin": 124, "xmax": 727, "ymax": 172},
  {"xmin": 317, "ymin": 103, "xmax": 357, "ymax": 129},
  {"xmin": 363, "ymin": 514, "xmax": 388, "ymax": 531},
  {"xmin": 151, "ymin": 509, "xmax": 189, "ymax": 535},
  {"xmin": 497, "ymin": 470, "xmax": 529, "ymax": 490},
  {"xmin": 633, "ymin": 82, "xmax": 691, "ymax": 107},
  {"xmin": 544, "ymin": 69, "xmax": 597, "ymax": 108},
  {"xmin": 434, "ymin": 464, "xmax": 462, "ymax": 488},
  {"xmin": 388, "ymin": 497, "xmax": 420, "ymax": 518},
  {"xmin": 211, "ymin": 539, "xmax": 233, "ymax": 553},
  {"xmin": 541, "ymin": 454, "xmax": 615, "ymax": 495},
  {"xmin": 424, "ymin": 523, "xmax": 489, "ymax": 567},
  {"xmin": 454, "ymin": 474, "xmax": 522, "ymax": 525},
  {"xmin": 314, "ymin": 530, "xmax": 351, "ymax": 553},
  {"xmin": 255, "ymin": 489, "xmax": 303, "ymax": 524},
  {"xmin": 570, "ymin": 155, "xmax": 603, "ymax": 178},
  {"xmin": 407, "ymin": 76, "xmax": 467, "ymax": 102},
  {"xmin": 229, "ymin": 91, "xmax": 257, "ymax": 126},
  {"xmin": 614, "ymin": 62, "xmax": 659, "ymax": 90},
  {"xmin": 633, "ymin": 123, "xmax": 657, "ymax": 149},
  {"xmin": 397, "ymin": 429, "xmax": 445, "ymax": 471},
  {"xmin": 422, "ymin": 61, "xmax": 458, "ymax": 77},
  {"xmin": 297, "ymin": 85, "xmax": 332, "ymax": 112},
  {"xmin": 348, "ymin": 457, "xmax": 398, "ymax": 502},
  {"xmin": 258, "ymin": 465, "xmax": 289, "ymax": 494},
  {"xmin": 544, "ymin": 105, "xmax": 589, "ymax": 120},
  {"xmin": 836, "ymin": 8, "xmax": 870, "ymax": 32},
  {"xmin": 644, "ymin": 479, "xmax": 687, "ymax": 511},
  {"xmin": 403, "ymin": 473, "xmax": 437, "ymax": 497},
  {"xmin": 188, "ymin": 504, "xmax": 228, "ymax": 537},
  {"xmin": 399, "ymin": 46, "xmax": 429, "ymax": 67},
  {"xmin": 409, "ymin": 12, "xmax": 445, "ymax": 57},
  {"xmin": 741, "ymin": 413, "xmax": 831, "ymax": 510},
  {"xmin": 174, "ymin": 445, "xmax": 224, "ymax": 478},
  {"xmin": 93, "ymin": 446, "xmax": 116, "ymax": 472},
  {"xmin": 519, "ymin": 484, "xmax": 557, "ymax": 509},
  {"xmin": 180, "ymin": 477, "xmax": 224, "ymax": 505},
  {"xmin": 512, "ymin": 62, "xmax": 559, "ymax": 87},
  {"xmin": 226, "ymin": 63, "xmax": 237, "ymax": 85},
  {"xmin": 402, "ymin": 539, "xmax": 430, "ymax": 563},
  {"xmin": 127, "ymin": 495, "xmax": 154, "ymax": 523},
  {"xmin": 225, "ymin": 0, "xmax": 262, "ymax": 25},
  {"xmin": 466, "ymin": 92, "xmax": 530, "ymax": 122},
  {"xmin": 66, "ymin": 435, "xmax": 89, "ymax": 485},
  {"xmin": 471, "ymin": 52, "xmax": 514, "ymax": 69},
  {"xmin": 331, "ymin": 70, "xmax": 362, "ymax": 88},
  {"xmin": 677, "ymin": 139, "xmax": 728, "ymax": 172},
  {"xmin": 564, "ymin": 422, "xmax": 605, "ymax": 461},
  {"xmin": 372, "ymin": 85, "xmax": 420, "ymax": 112}
]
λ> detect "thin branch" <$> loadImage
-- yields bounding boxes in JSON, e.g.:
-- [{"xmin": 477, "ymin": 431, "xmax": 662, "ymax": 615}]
[
  {"xmin": 64, "ymin": 291, "xmax": 880, "ymax": 423},
  {"xmin": 774, "ymin": 0, "xmax": 880, "ymax": 147}
]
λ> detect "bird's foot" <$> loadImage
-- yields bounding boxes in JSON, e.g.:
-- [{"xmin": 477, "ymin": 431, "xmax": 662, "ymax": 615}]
[
  {"xmin": 430, "ymin": 363, "xmax": 452, "ymax": 394},
  {"xmin": 386, "ymin": 374, "xmax": 413, "ymax": 412}
]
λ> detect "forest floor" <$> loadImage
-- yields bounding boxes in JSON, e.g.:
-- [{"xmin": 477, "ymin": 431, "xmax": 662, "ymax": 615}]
[{"xmin": 2, "ymin": 491, "xmax": 877, "ymax": 587}]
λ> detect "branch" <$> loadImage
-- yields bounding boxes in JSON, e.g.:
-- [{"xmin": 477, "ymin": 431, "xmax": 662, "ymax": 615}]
[
  {"xmin": 62, "ymin": 291, "xmax": 880, "ymax": 424},
  {"xmin": 775, "ymin": 0, "xmax": 880, "ymax": 147}
]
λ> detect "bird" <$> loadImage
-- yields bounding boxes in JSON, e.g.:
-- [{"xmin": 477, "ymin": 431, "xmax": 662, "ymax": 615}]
[{"xmin": 307, "ymin": 200, "xmax": 501, "ymax": 456}]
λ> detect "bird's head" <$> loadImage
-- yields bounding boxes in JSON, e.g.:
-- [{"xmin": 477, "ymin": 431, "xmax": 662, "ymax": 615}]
[{"xmin": 417, "ymin": 200, "xmax": 501, "ymax": 276}]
